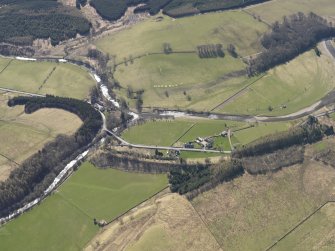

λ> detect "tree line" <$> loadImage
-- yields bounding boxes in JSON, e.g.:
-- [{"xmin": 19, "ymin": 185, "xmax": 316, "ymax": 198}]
[
  {"xmin": 0, "ymin": 96, "xmax": 102, "ymax": 217},
  {"xmin": 90, "ymin": 0, "xmax": 270, "ymax": 21},
  {"xmin": 163, "ymin": 0, "xmax": 269, "ymax": 17},
  {"xmin": 248, "ymin": 12, "xmax": 335, "ymax": 75}
]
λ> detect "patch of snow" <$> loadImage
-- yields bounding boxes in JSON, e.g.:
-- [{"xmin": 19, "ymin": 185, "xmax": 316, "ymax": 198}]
[
  {"xmin": 100, "ymin": 84, "xmax": 120, "ymax": 108},
  {"xmin": 160, "ymin": 111, "xmax": 187, "ymax": 118},
  {"xmin": 128, "ymin": 111, "xmax": 139, "ymax": 121},
  {"xmin": 208, "ymin": 114, "xmax": 218, "ymax": 119},
  {"xmin": 58, "ymin": 59, "xmax": 67, "ymax": 63},
  {"xmin": 15, "ymin": 57, "xmax": 36, "ymax": 61},
  {"xmin": 93, "ymin": 73, "xmax": 101, "ymax": 83}
]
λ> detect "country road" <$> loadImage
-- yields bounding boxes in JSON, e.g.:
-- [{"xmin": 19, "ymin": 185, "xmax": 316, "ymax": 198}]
[
  {"xmin": 104, "ymin": 128, "xmax": 230, "ymax": 154},
  {"xmin": 99, "ymin": 111, "xmax": 227, "ymax": 153}
]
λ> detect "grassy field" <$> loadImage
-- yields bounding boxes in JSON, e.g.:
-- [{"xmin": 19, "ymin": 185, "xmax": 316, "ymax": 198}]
[
  {"xmin": 99, "ymin": 6, "xmax": 335, "ymax": 115},
  {"xmin": 219, "ymin": 48, "xmax": 335, "ymax": 116},
  {"xmin": 122, "ymin": 118, "xmax": 292, "ymax": 153},
  {"xmin": 96, "ymin": 11, "xmax": 267, "ymax": 60},
  {"xmin": 122, "ymin": 119, "xmax": 195, "ymax": 146},
  {"xmin": 247, "ymin": 0, "xmax": 335, "ymax": 24},
  {"xmin": 0, "ymin": 58, "xmax": 95, "ymax": 99},
  {"xmin": 192, "ymin": 159, "xmax": 335, "ymax": 251},
  {"xmin": 85, "ymin": 193, "xmax": 221, "ymax": 251},
  {"xmin": 0, "ymin": 162, "xmax": 168, "ymax": 251},
  {"xmin": 272, "ymin": 202, "xmax": 335, "ymax": 251},
  {"xmin": 0, "ymin": 92, "xmax": 82, "ymax": 181},
  {"xmin": 114, "ymin": 53, "xmax": 246, "ymax": 109},
  {"xmin": 97, "ymin": 10, "xmax": 268, "ymax": 111}
]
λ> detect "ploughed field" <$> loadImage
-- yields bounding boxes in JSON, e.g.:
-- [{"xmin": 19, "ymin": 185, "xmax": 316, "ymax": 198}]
[
  {"xmin": 0, "ymin": 162, "xmax": 168, "ymax": 251},
  {"xmin": 0, "ymin": 92, "xmax": 82, "ymax": 181},
  {"xmin": 0, "ymin": 58, "xmax": 95, "ymax": 99}
]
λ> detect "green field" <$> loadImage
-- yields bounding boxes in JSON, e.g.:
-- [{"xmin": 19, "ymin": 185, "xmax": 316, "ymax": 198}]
[
  {"xmin": 273, "ymin": 202, "xmax": 335, "ymax": 251},
  {"xmin": 96, "ymin": 11, "xmax": 267, "ymax": 60},
  {"xmin": 192, "ymin": 160, "xmax": 335, "ymax": 251},
  {"xmin": 114, "ymin": 53, "xmax": 246, "ymax": 109},
  {"xmin": 219, "ymin": 48, "xmax": 335, "ymax": 116},
  {"xmin": 0, "ymin": 162, "xmax": 167, "ymax": 251},
  {"xmin": 98, "ymin": 6, "xmax": 335, "ymax": 115},
  {"xmin": 97, "ymin": 10, "xmax": 267, "ymax": 111},
  {"xmin": 122, "ymin": 118, "xmax": 292, "ymax": 152},
  {"xmin": 123, "ymin": 119, "xmax": 195, "ymax": 146},
  {"xmin": 0, "ymin": 58, "xmax": 95, "ymax": 99},
  {"xmin": 247, "ymin": 0, "xmax": 335, "ymax": 24}
]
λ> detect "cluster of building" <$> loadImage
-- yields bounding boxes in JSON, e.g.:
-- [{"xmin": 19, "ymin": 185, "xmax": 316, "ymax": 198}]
[{"xmin": 184, "ymin": 130, "xmax": 231, "ymax": 150}]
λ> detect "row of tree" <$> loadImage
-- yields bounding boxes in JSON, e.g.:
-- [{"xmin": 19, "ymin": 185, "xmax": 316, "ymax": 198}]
[
  {"xmin": 0, "ymin": 96, "xmax": 103, "ymax": 217},
  {"xmin": 196, "ymin": 44, "xmax": 224, "ymax": 58},
  {"xmin": 91, "ymin": 151, "xmax": 197, "ymax": 173},
  {"xmin": 248, "ymin": 12, "xmax": 335, "ymax": 75}
]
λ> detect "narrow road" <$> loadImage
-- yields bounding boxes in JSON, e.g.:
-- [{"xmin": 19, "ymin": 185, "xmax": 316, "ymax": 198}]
[{"xmin": 104, "ymin": 128, "xmax": 230, "ymax": 154}]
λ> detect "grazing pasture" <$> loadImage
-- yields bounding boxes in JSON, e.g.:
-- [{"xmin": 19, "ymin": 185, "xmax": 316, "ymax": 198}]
[
  {"xmin": 0, "ymin": 162, "xmax": 167, "ymax": 251},
  {"xmin": 114, "ymin": 53, "xmax": 246, "ymax": 109},
  {"xmin": 122, "ymin": 118, "xmax": 293, "ymax": 152},
  {"xmin": 97, "ymin": 10, "xmax": 267, "ymax": 110},
  {"xmin": 96, "ymin": 11, "xmax": 267, "ymax": 60},
  {"xmin": 219, "ymin": 48, "xmax": 335, "ymax": 116},
  {"xmin": 0, "ymin": 58, "xmax": 95, "ymax": 99}
]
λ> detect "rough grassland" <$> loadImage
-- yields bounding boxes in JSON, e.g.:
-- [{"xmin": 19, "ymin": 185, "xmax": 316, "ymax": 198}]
[
  {"xmin": 192, "ymin": 160, "xmax": 335, "ymax": 251},
  {"xmin": 247, "ymin": 0, "xmax": 335, "ymax": 24},
  {"xmin": 85, "ymin": 193, "xmax": 221, "ymax": 251},
  {"xmin": 96, "ymin": 11, "xmax": 267, "ymax": 60},
  {"xmin": 273, "ymin": 203, "xmax": 335, "ymax": 251},
  {"xmin": 0, "ymin": 58, "xmax": 95, "ymax": 99},
  {"xmin": 0, "ymin": 162, "xmax": 168, "ymax": 251},
  {"xmin": 220, "ymin": 48, "xmax": 335, "ymax": 116},
  {"xmin": 0, "ymin": 93, "xmax": 82, "ymax": 181}
]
